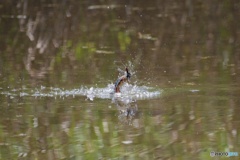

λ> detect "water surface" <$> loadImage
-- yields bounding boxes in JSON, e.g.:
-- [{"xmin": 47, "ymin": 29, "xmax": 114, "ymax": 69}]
[{"xmin": 0, "ymin": 1, "xmax": 240, "ymax": 159}]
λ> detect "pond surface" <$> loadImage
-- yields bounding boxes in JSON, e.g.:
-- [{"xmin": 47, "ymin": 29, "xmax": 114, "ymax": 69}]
[{"xmin": 1, "ymin": 1, "xmax": 240, "ymax": 159}]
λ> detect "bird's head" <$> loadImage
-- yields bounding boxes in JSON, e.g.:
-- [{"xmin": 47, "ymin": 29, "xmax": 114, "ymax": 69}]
[{"xmin": 126, "ymin": 68, "xmax": 131, "ymax": 80}]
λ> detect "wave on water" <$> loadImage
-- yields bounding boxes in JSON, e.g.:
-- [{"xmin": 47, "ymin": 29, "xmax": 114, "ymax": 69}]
[{"xmin": 1, "ymin": 83, "xmax": 161, "ymax": 101}]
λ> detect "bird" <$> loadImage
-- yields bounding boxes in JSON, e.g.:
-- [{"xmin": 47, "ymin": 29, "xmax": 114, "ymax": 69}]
[{"xmin": 114, "ymin": 68, "xmax": 131, "ymax": 93}]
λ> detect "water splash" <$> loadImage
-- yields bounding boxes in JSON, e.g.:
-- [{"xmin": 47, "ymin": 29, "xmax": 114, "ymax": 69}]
[{"xmin": 0, "ymin": 83, "xmax": 161, "ymax": 101}]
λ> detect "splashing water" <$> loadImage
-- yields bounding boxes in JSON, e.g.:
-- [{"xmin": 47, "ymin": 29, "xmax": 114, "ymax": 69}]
[{"xmin": 0, "ymin": 83, "xmax": 161, "ymax": 101}]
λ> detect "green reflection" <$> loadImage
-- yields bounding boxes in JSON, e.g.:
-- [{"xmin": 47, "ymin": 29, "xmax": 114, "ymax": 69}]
[
  {"xmin": 118, "ymin": 31, "xmax": 131, "ymax": 51},
  {"xmin": 0, "ymin": 0, "xmax": 240, "ymax": 159}
]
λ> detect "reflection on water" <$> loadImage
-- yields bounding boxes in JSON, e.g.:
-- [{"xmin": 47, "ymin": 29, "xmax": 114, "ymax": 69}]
[
  {"xmin": 112, "ymin": 96, "xmax": 139, "ymax": 126},
  {"xmin": 1, "ymin": 0, "xmax": 240, "ymax": 159},
  {"xmin": 1, "ymin": 84, "xmax": 239, "ymax": 159}
]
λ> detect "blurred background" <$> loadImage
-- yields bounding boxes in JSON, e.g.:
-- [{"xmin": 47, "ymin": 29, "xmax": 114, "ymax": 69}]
[
  {"xmin": 0, "ymin": 0, "xmax": 240, "ymax": 159},
  {"xmin": 1, "ymin": 0, "xmax": 239, "ymax": 86}
]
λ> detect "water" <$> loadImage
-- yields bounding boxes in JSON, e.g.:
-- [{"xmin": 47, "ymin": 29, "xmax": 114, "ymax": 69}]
[
  {"xmin": 1, "ymin": 83, "xmax": 161, "ymax": 101},
  {"xmin": 1, "ymin": 1, "xmax": 240, "ymax": 159},
  {"xmin": 1, "ymin": 82, "xmax": 239, "ymax": 159}
]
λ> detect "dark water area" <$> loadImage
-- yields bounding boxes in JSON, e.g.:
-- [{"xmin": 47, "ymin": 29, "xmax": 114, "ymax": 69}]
[{"xmin": 1, "ymin": 0, "xmax": 240, "ymax": 159}]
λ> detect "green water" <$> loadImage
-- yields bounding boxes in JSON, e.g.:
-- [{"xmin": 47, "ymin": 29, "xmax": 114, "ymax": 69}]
[{"xmin": 1, "ymin": 1, "xmax": 240, "ymax": 159}]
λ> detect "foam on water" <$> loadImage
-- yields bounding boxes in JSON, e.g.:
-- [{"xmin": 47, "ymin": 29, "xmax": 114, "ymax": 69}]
[{"xmin": 0, "ymin": 83, "xmax": 162, "ymax": 101}]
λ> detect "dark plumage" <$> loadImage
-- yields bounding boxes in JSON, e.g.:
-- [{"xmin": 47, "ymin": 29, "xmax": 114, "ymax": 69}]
[{"xmin": 114, "ymin": 68, "xmax": 131, "ymax": 93}]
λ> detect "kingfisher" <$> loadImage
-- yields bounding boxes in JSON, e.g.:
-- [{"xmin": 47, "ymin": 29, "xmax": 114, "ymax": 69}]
[{"xmin": 114, "ymin": 68, "xmax": 131, "ymax": 93}]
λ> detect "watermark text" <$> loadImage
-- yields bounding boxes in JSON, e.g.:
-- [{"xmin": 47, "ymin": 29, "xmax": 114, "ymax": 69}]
[{"xmin": 210, "ymin": 151, "xmax": 238, "ymax": 157}]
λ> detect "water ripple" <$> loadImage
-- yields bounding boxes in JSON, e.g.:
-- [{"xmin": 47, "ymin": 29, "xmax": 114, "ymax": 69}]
[{"xmin": 1, "ymin": 83, "xmax": 161, "ymax": 101}]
